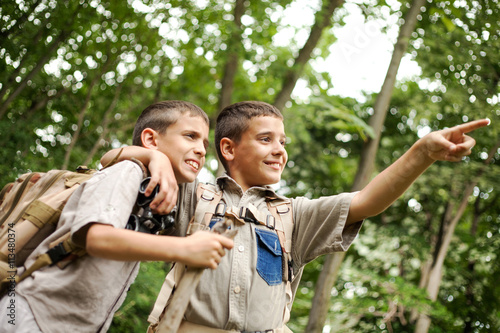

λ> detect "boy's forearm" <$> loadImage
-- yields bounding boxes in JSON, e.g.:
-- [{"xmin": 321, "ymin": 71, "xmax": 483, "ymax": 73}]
[
  {"xmin": 85, "ymin": 224, "xmax": 232, "ymax": 269},
  {"xmin": 85, "ymin": 224, "xmax": 183, "ymax": 262},
  {"xmin": 347, "ymin": 118, "xmax": 488, "ymax": 224},
  {"xmin": 348, "ymin": 139, "xmax": 434, "ymax": 223},
  {"xmin": 101, "ymin": 146, "xmax": 154, "ymax": 167}
]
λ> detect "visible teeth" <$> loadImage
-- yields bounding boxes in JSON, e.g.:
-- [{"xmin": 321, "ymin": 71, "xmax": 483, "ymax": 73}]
[
  {"xmin": 187, "ymin": 161, "xmax": 199, "ymax": 170},
  {"xmin": 268, "ymin": 163, "xmax": 280, "ymax": 167}
]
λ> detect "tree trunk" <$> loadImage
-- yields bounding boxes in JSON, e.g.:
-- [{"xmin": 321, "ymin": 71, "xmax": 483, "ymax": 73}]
[
  {"xmin": 273, "ymin": 0, "xmax": 343, "ymax": 111},
  {"xmin": 82, "ymin": 85, "xmax": 123, "ymax": 166},
  {"xmin": 463, "ymin": 195, "xmax": 481, "ymax": 333},
  {"xmin": 414, "ymin": 141, "xmax": 499, "ymax": 333},
  {"xmin": 61, "ymin": 74, "xmax": 100, "ymax": 170},
  {"xmin": 306, "ymin": 0, "xmax": 426, "ymax": 331},
  {"xmin": 215, "ymin": 0, "xmax": 246, "ymax": 177},
  {"xmin": 218, "ymin": 0, "xmax": 245, "ymax": 112}
]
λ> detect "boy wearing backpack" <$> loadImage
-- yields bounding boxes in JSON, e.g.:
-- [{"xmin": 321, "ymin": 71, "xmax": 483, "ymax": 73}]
[
  {"xmin": 102, "ymin": 101, "xmax": 489, "ymax": 332},
  {"xmin": 0, "ymin": 100, "xmax": 233, "ymax": 333}
]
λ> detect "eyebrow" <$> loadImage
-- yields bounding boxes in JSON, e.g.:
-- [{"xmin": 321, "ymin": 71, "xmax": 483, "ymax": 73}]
[{"xmin": 256, "ymin": 130, "xmax": 286, "ymax": 140}]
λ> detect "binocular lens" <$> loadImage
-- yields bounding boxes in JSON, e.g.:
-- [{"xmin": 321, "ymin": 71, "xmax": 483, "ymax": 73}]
[
  {"xmin": 126, "ymin": 215, "xmax": 140, "ymax": 231},
  {"xmin": 137, "ymin": 177, "xmax": 159, "ymax": 207}
]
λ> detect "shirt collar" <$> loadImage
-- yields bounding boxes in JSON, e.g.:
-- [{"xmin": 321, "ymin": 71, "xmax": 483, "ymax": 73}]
[{"xmin": 216, "ymin": 173, "xmax": 288, "ymax": 201}]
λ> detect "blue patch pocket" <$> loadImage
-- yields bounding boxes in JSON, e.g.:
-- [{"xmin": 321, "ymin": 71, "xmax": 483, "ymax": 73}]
[
  {"xmin": 209, "ymin": 217, "xmax": 222, "ymax": 229},
  {"xmin": 255, "ymin": 228, "xmax": 282, "ymax": 286}
]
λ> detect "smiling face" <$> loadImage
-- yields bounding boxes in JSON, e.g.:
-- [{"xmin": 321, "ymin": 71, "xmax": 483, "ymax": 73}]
[
  {"xmin": 221, "ymin": 115, "xmax": 287, "ymax": 191},
  {"xmin": 155, "ymin": 113, "xmax": 209, "ymax": 183}
]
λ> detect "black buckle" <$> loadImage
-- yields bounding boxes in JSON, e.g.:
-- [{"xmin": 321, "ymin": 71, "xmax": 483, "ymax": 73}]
[
  {"xmin": 239, "ymin": 207, "xmax": 257, "ymax": 223},
  {"xmin": 288, "ymin": 260, "xmax": 294, "ymax": 282},
  {"xmin": 214, "ymin": 202, "xmax": 226, "ymax": 217},
  {"xmin": 47, "ymin": 242, "xmax": 70, "ymax": 264}
]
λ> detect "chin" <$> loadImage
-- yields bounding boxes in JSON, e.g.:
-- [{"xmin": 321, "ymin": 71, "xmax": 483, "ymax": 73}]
[{"xmin": 186, "ymin": 173, "xmax": 199, "ymax": 183}]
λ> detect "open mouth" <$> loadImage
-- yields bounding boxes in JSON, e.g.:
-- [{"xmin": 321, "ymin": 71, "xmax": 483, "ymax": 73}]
[
  {"xmin": 186, "ymin": 160, "xmax": 199, "ymax": 171},
  {"xmin": 265, "ymin": 162, "xmax": 281, "ymax": 170}
]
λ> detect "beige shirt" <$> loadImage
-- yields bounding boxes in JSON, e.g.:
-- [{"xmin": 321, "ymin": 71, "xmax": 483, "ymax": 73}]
[
  {"xmin": 175, "ymin": 175, "xmax": 362, "ymax": 331},
  {"xmin": 17, "ymin": 161, "xmax": 143, "ymax": 333}
]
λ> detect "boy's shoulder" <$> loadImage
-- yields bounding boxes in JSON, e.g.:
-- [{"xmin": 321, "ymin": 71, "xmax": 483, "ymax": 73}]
[
  {"xmin": 90, "ymin": 159, "xmax": 148, "ymax": 186},
  {"xmin": 106, "ymin": 159, "xmax": 148, "ymax": 175}
]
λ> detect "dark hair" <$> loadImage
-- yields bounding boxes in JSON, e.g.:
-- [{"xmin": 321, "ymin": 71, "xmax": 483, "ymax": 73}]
[
  {"xmin": 132, "ymin": 100, "xmax": 209, "ymax": 146},
  {"xmin": 215, "ymin": 101, "xmax": 283, "ymax": 171}
]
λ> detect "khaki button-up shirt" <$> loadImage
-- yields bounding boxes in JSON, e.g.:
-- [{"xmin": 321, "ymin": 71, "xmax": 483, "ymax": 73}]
[{"xmin": 176, "ymin": 175, "xmax": 362, "ymax": 331}]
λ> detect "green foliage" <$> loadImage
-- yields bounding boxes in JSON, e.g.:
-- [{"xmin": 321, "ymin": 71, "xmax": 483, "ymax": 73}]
[
  {"xmin": 1, "ymin": 1, "xmax": 499, "ymax": 332},
  {"xmin": 109, "ymin": 262, "xmax": 169, "ymax": 332}
]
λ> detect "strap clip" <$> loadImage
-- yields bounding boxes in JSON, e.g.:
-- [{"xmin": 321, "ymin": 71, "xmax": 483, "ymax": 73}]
[
  {"xmin": 266, "ymin": 215, "xmax": 275, "ymax": 230},
  {"xmin": 239, "ymin": 207, "xmax": 257, "ymax": 224},
  {"xmin": 47, "ymin": 242, "xmax": 70, "ymax": 264},
  {"xmin": 214, "ymin": 202, "xmax": 226, "ymax": 217}
]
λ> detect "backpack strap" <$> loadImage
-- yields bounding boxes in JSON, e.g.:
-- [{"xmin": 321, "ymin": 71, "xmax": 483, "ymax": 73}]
[
  {"xmin": 148, "ymin": 182, "xmax": 222, "ymax": 332},
  {"xmin": 100, "ymin": 147, "xmax": 124, "ymax": 169},
  {"xmin": 267, "ymin": 198, "xmax": 294, "ymax": 325},
  {"xmin": 0, "ymin": 232, "xmax": 86, "ymax": 296},
  {"xmin": 0, "ymin": 182, "xmax": 14, "ymax": 207},
  {"xmin": 186, "ymin": 183, "xmax": 222, "ymax": 235}
]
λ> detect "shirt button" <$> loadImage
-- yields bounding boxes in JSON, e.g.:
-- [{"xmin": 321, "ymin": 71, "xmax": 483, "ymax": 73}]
[
  {"xmin": 234, "ymin": 286, "xmax": 241, "ymax": 294},
  {"xmin": 238, "ymin": 245, "xmax": 244, "ymax": 252}
]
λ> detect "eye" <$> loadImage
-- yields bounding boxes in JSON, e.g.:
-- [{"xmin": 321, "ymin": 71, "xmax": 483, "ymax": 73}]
[
  {"xmin": 261, "ymin": 137, "xmax": 271, "ymax": 142},
  {"xmin": 185, "ymin": 133, "xmax": 195, "ymax": 139}
]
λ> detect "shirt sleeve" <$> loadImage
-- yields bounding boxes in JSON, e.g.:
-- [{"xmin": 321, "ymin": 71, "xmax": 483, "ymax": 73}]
[
  {"xmin": 69, "ymin": 161, "xmax": 144, "ymax": 239},
  {"xmin": 291, "ymin": 192, "xmax": 363, "ymax": 269}
]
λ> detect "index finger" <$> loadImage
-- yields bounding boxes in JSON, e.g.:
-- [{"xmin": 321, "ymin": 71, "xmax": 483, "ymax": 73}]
[
  {"xmin": 455, "ymin": 118, "xmax": 490, "ymax": 134},
  {"xmin": 145, "ymin": 178, "xmax": 159, "ymax": 197},
  {"xmin": 216, "ymin": 235, "xmax": 234, "ymax": 249}
]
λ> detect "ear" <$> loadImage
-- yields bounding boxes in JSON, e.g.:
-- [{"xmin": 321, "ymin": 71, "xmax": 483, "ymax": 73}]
[
  {"xmin": 141, "ymin": 128, "xmax": 159, "ymax": 150},
  {"xmin": 220, "ymin": 137, "xmax": 236, "ymax": 162}
]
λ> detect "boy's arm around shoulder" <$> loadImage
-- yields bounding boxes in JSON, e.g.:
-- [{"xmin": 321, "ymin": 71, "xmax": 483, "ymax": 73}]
[
  {"xmin": 101, "ymin": 146, "xmax": 177, "ymax": 214},
  {"xmin": 347, "ymin": 119, "xmax": 490, "ymax": 225},
  {"xmin": 85, "ymin": 224, "xmax": 234, "ymax": 269}
]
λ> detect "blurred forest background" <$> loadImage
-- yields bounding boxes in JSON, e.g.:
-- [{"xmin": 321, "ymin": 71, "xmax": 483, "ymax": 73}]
[{"xmin": 1, "ymin": 0, "xmax": 498, "ymax": 332}]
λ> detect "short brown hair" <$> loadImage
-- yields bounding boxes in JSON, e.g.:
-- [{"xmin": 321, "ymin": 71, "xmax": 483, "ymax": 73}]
[
  {"xmin": 132, "ymin": 100, "xmax": 209, "ymax": 146},
  {"xmin": 215, "ymin": 101, "xmax": 283, "ymax": 171}
]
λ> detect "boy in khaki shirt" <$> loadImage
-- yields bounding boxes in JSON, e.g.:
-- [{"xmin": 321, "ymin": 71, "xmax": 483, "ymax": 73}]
[
  {"xmin": 103, "ymin": 101, "xmax": 489, "ymax": 332},
  {"xmin": 0, "ymin": 101, "xmax": 233, "ymax": 333}
]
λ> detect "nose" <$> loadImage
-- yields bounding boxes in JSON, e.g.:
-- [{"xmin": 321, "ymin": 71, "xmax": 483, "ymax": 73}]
[
  {"xmin": 194, "ymin": 141, "xmax": 206, "ymax": 157},
  {"xmin": 272, "ymin": 139, "xmax": 286, "ymax": 156}
]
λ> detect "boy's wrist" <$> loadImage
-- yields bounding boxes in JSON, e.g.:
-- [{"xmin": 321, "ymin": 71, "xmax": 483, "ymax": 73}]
[{"xmin": 413, "ymin": 137, "xmax": 437, "ymax": 164}]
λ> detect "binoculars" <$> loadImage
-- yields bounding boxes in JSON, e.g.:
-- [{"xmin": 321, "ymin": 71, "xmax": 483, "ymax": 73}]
[{"xmin": 126, "ymin": 177, "xmax": 176, "ymax": 234}]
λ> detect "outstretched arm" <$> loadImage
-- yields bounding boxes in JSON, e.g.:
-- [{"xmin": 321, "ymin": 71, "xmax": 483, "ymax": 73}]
[
  {"xmin": 85, "ymin": 224, "xmax": 234, "ymax": 269},
  {"xmin": 101, "ymin": 147, "xmax": 177, "ymax": 214},
  {"xmin": 347, "ymin": 119, "xmax": 490, "ymax": 224}
]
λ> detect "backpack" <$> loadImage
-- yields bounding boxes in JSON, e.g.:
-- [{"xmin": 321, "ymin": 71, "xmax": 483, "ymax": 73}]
[
  {"xmin": 0, "ymin": 167, "xmax": 97, "ymax": 295},
  {"xmin": 0, "ymin": 153, "xmax": 148, "ymax": 295},
  {"xmin": 147, "ymin": 182, "xmax": 295, "ymax": 332}
]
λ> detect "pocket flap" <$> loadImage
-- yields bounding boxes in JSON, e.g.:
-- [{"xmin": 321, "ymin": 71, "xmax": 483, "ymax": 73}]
[{"xmin": 255, "ymin": 228, "xmax": 281, "ymax": 256}]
